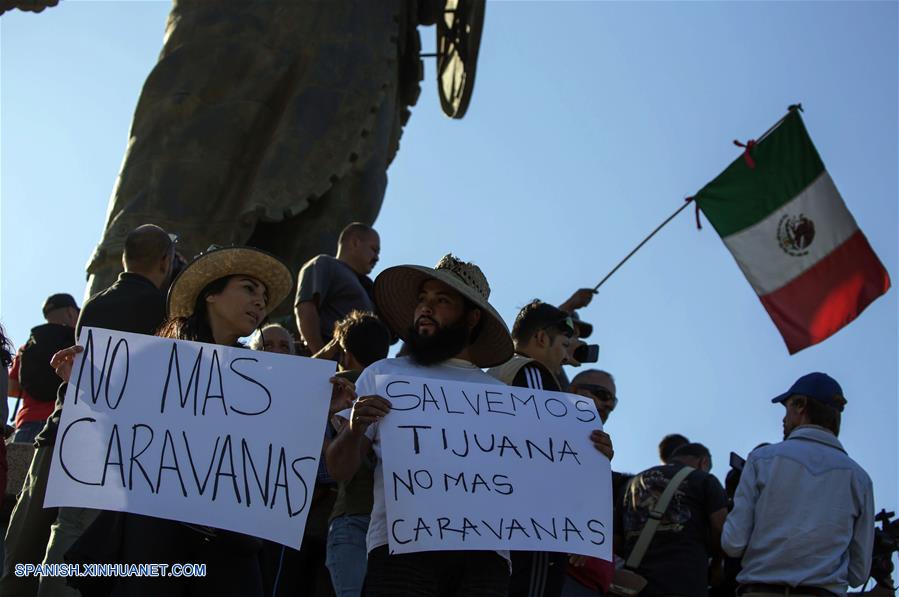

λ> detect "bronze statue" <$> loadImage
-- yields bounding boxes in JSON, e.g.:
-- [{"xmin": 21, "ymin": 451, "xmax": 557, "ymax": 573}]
[{"xmin": 55, "ymin": 0, "xmax": 483, "ymax": 320}]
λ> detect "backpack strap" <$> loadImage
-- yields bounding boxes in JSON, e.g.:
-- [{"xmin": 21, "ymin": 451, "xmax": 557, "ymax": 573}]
[{"xmin": 625, "ymin": 465, "xmax": 694, "ymax": 570}]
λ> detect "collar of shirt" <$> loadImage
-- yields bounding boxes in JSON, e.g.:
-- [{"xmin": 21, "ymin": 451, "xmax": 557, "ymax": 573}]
[
  {"xmin": 786, "ymin": 425, "xmax": 846, "ymax": 453},
  {"xmin": 118, "ymin": 272, "xmax": 159, "ymax": 289},
  {"xmin": 441, "ymin": 358, "xmax": 478, "ymax": 369}
]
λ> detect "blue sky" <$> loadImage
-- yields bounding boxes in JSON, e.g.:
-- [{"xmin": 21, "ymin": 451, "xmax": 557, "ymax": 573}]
[{"xmin": 2, "ymin": 0, "xmax": 896, "ymax": 576}]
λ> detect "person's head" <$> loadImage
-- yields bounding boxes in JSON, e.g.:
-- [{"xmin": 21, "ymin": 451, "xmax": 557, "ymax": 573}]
[
  {"xmin": 570, "ymin": 311, "xmax": 593, "ymax": 340},
  {"xmin": 0, "ymin": 322, "xmax": 13, "ymax": 369},
  {"xmin": 333, "ymin": 310, "xmax": 390, "ymax": 370},
  {"xmin": 659, "ymin": 433, "xmax": 690, "ymax": 464},
  {"xmin": 336, "ymin": 222, "xmax": 380, "ymax": 275},
  {"xmin": 570, "ymin": 369, "xmax": 617, "ymax": 423},
  {"xmin": 42, "ymin": 293, "xmax": 79, "ymax": 327},
  {"xmin": 161, "ymin": 246, "xmax": 293, "ymax": 346},
  {"xmin": 670, "ymin": 442, "xmax": 712, "ymax": 472},
  {"xmin": 772, "ymin": 372, "xmax": 846, "ymax": 438},
  {"xmin": 373, "ymin": 254, "xmax": 513, "ymax": 368},
  {"xmin": 250, "ymin": 323, "xmax": 296, "ymax": 355},
  {"xmin": 511, "ymin": 300, "xmax": 576, "ymax": 373},
  {"xmin": 122, "ymin": 224, "xmax": 176, "ymax": 290}
]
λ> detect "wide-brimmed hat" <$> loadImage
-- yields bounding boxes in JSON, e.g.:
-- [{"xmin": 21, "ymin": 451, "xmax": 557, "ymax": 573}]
[
  {"xmin": 374, "ymin": 254, "xmax": 513, "ymax": 368},
  {"xmin": 167, "ymin": 246, "xmax": 293, "ymax": 319}
]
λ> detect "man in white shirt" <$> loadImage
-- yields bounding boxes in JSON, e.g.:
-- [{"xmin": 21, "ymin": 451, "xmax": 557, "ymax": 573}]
[
  {"xmin": 722, "ymin": 372, "xmax": 875, "ymax": 597},
  {"xmin": 326, "ymin": 254, "xmax": 612, "ymax": 596}
]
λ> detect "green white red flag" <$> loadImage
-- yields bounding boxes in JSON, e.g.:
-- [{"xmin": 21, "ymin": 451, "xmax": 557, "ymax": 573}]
[{"xmin": 694, "ymin": 108, "xmax": 891, "ymax": 353}]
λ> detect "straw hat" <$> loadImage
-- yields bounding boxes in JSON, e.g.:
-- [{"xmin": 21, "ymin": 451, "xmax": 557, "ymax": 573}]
[
  {"xmin": 167, "ymin": 246, "xmax": 293, "ymax": 318},
  {"xmin": 374, "ymin": 254, "xmax": 513, "ymax": 368}
]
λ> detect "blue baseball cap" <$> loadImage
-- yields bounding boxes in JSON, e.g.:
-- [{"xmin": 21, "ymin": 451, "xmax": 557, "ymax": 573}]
[{"xmin": 771, "ymin": 372, "xmax": 845, "ymax": 411}]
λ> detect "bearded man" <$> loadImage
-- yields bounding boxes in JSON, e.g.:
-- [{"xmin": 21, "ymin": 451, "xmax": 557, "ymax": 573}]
[{"xmin": 326, "ymin": 254, "xmax": 613, "ymax": 596}]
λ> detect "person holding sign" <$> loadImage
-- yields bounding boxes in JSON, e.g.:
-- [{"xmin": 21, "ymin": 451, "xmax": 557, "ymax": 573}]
[
  {"xmin": 327, "ymin": 254, "xmax": 614, "ymax": 596},
  {"xmin": 326, "ymin": 254, "xmax": 515, "ymax": 595},
  {"xmin": 48, "ymin": 246, "xmax": 333, "ymax": 597}
]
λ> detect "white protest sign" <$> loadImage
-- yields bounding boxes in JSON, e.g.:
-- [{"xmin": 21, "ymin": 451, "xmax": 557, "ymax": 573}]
[
  {"xmin": 45, "ymin": 327, "xmax": 336, "ymax": 549},
  {"xmin": 377, "ymin": 374, "xmax": 612, "ymax": 560}
]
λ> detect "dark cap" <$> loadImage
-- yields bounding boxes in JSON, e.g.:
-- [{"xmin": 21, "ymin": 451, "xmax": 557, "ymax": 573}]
[
  {"xmin": 42, "ymin": 293, "xmax": 79, "ymax": 316},
  {"xmin": 512, "ymin": 300, "xmax": 576, "ymax": 344},
  {"xmin": 570, "ymin": 311, "xmax": 593, "ymax": 339},
  {"xmin": 771, "ymin": 372, "xmax": 845, "ymax": 411}
]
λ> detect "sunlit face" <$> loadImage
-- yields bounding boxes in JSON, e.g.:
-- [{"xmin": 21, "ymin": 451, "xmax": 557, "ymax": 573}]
[
  {"xmin": 413, "ymin": 279, "xmax": 467, "ymax": 337},
  {"xmin": 206, "ymin": 276, "xmax": 268, "ymax": 340},
  {"xmin": 261, "ymin": 326, "xmax": 293, "ymax": 355},
  {"xmin": 546, "ymin": 330, "xmax": 572, "ymax": 372},
  {"xmin": 354, "ymin": 231, "xmax": 381, "ymax": 275},
  {"xmin": 572, "ymin": 371, "xmax": 617, "ymax": 423}
]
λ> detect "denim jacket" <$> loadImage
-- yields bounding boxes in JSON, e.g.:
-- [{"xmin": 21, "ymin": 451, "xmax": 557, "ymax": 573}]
[{"xmin": 722, "ymin": 425, "xmax": 874, "ymax": 595}]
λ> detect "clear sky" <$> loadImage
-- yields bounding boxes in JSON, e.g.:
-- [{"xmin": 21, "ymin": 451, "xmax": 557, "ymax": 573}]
[{"xmin": 2, "ymin": 0, "xmax": 896, "ymax": 579}]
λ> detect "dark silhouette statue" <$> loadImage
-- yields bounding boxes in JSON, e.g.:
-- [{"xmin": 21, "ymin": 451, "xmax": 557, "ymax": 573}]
[
  {"xmin": 4, "ymin": 0, "xmax": 484, "ymax": 319},
  {"xmin": 85, "ymin": 1, "xmax": 429, "ymax": 317}
]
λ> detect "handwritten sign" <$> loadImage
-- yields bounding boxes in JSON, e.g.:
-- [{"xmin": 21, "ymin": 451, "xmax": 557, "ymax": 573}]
[
  {"xmin": 377, "ymin": 374, "xmax": 612, "ymax": 560},
  {"xmin": 45, "ymin": 327, "xmax": 336, "ymax": 548}
]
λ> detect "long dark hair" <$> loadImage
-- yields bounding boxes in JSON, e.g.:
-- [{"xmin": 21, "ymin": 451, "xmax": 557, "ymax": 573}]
[
  {"xmin": 0, "ymin": 322, "xmax": 13, "ymax": 368},
  {"xmin": 157, "ymin": 276, "xmax": 233, "ymax": 343}
]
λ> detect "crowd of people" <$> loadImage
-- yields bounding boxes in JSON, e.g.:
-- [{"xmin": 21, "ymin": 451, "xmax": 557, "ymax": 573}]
[{"xmin": 0, "ymin": 221, "xmax": 878, "ymax": 597}]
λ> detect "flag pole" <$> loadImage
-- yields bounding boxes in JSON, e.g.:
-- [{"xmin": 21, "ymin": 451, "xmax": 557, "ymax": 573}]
[
  {"xmin": 593, "ymin": 105, "xmax": 803, "ymax": 293},
  {"xmin": 592, "ymin": 200, "xmax": 694, "ymax": 292}
]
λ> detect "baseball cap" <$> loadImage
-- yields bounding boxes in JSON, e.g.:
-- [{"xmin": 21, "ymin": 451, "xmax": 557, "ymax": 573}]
[
  {"xmin": 42, "ymin": 293, "xmax": 79, "ymax": 316},
  {"xmin": 771, "ymin": 372, "xmax": 845, "ymax": 411},
  {"xmin": 570, "ymin": 311, "xmax": 593, "ymax": 339}
]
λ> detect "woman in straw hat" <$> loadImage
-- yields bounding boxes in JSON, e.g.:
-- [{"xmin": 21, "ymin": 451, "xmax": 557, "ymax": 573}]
[{"xmin": 50, "ymin": 246, "xmax": 345, "ymax": 596}]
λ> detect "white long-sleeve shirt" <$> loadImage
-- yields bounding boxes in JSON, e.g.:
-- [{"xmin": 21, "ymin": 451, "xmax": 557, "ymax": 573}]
[{"xmin": 722, "ymin": 425, "xmax": 874, "ymax": 596}]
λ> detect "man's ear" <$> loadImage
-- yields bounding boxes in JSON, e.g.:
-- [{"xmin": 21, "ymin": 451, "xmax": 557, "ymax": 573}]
[
  {"xmin": 466, "ymin": 307, "xmax": 481, "ymax": 331},
  {"xmin": 160, "ymin": 252, "xmax": 172, "ymax": 276}
]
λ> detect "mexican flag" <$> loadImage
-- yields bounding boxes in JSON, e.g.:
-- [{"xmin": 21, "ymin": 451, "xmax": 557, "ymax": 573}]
[{"xmin": 695, "ymin": 108, "xmax": 891, "ymax": 353}]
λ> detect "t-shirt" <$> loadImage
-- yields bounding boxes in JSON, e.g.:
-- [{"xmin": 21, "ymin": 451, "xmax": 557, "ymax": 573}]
[
  {"xmin": 353, "ymin": 356, "xmax": 509, "ymax": 563},
  {"xmin": 294, "ymin": 255, "xmax": 375, "ymax": 342},
  {"xmin": 329, "ymin": 453, "xmax": 375, "ymax": 521},
  {"xmin": 620, "ymin": 464, "xmax": 727, "ymax": 597}
]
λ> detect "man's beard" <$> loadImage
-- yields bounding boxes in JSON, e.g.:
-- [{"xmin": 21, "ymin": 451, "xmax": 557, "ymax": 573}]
[{"xmin": 405, "ymin": 318, "xmax": 470, "ymax": 366}]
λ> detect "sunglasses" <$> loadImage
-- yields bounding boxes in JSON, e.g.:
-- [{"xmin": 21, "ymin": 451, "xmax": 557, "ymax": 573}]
[
  {"xmin": 542, "ymin": 316, "xmax": 576, "ymax": 338},
  {"xmin": 575, "ymin": 384, "xmax": 618, "ymax": 408}
]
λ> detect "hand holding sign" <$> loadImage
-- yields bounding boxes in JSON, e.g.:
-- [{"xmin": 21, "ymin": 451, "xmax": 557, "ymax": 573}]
[
  {"xmin": 50, "ymin": 344, "xmax": 84, "ymax": 382},
  {"xmin": 349, "ymin": 395, "xmax": 392, "ymax": 436},
  {"xmin": 328, "ymin": 376, "xmax": 357, "ymax": 416},
  {"xmin": 590, "ymin": 430, "xmax": 614, "ymax": 461}
]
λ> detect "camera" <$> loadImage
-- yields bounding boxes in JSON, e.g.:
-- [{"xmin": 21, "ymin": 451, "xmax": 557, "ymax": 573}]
[
  {"xmin": 572, "ymin": 343, "xmax": 599, "ymax": 363},
  {"xmin": 870, "ymin": 509, "xmax": 898, "ymax": 590}
]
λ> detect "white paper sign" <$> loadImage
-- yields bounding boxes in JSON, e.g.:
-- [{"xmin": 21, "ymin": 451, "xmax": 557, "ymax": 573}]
[
  {"xmin": 45, "ymin": 327, "xmax": 336, "ymax": 549},
  {"xmin": 377, "ymin": 374, "xmax": 612, "ymax": 560}
]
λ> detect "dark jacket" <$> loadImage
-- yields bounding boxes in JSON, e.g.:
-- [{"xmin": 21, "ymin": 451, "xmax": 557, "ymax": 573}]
[
  {"xmin": 18, "ymin": 323, "xmax": 76, "ymax": 402},
  {"xmin": 74, "ymin": 272, "xmax": 166, "ymax": 339},
  {"xmin": 37, "ymin": 273, "xmax": 165, "ymax": 448}
]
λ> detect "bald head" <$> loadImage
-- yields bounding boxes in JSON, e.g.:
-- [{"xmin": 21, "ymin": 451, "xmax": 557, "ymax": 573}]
[
  {"xmin": 122, "ymin": 224, "xmax": 173, "ymax": 287},
  {"xmin": 572, "ymin": 369, "xmax": 615, "ymax": 390},
  {"xmin": 336, "ymin": 222, "xmax": 380, "ymax": 275}
]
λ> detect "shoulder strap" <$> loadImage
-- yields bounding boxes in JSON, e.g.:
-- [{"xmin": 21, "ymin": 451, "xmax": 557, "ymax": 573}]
[{"xmin": 626, "ymin": 465, "xmax": 694, "ymax": 570}]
